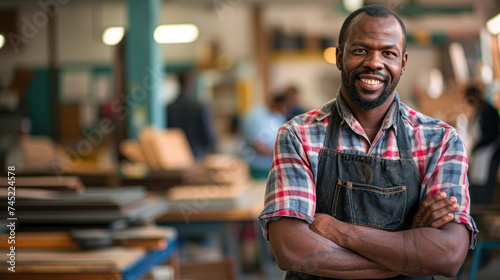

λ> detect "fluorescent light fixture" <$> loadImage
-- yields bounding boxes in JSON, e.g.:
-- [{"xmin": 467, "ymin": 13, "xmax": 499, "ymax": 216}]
[
  {"xmin": 487, "ymin": 13, "xmax": 500, "ymax": 34},
  {"xmin": 427, "ymin": 68, "xmax": 444, "ymax": 99},
  {"xmin": 323, "ymin": 47, "xmax": 337, "ymax": 64},
  {"xmin": 0, "ymin": 34, "xmax": 5, "ymax": 50},
  {"xmin": 102, "ymin": 27, "xmax": 125, "ymax": 46},
  {"xmin": 154, "ymin": 24, "xmax": 199, "ymax": 44},
  {"xmin": 343, "ymin": 0, "xmax": 363, "ymax": 13}
]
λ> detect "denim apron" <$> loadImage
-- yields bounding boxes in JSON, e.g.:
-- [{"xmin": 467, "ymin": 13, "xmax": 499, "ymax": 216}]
[{"xmin": 285, "ymin": 103, "xmax": 434, "ymax": 280}]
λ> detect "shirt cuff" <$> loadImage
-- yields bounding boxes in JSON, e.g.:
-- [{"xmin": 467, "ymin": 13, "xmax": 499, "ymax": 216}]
[
  {"xmin": 454, "ymin": 212, "xmax": 479, "ymax": 250},
  {"xmin": 258, "ymin": 210, "xmax": 313, "ymax": 240}
]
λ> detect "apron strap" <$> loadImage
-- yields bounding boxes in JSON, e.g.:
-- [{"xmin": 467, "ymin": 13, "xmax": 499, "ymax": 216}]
[
  {"xmin": 395, "ymin": 102, "xmax": 413, "ymax": 160},
  {"xmin": 324, "ymin": 100, "xmax": 413, "ymax": 160}
]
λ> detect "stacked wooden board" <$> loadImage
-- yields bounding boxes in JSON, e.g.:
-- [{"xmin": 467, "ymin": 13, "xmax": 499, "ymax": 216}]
[
  {"xmin": 165, "ymin": 154, "xmax": 253, "ymax": 210},
  {"xmin": 0, "ymin": 176, "xmax": 178, "ymax": 280},
  {"xmin": 120, "ymin": 127, "xmax": 195, "ymax": 171},
  {"xmin": 0, "ymin": 176, "xmax": 166, "ymax": 231},
  {"xmin": 0, "ymin": 226, "xmax": 177, "ymax": 251}
]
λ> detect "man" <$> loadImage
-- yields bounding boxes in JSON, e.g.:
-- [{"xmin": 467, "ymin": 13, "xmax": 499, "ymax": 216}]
[
  {"xmin": 284, "ymin": 85, "xmax": 306, "ymax": 121},
  {"xmin": 240, "ymin": 94, "xmax": 288, "ymax": 178},
  {"xmin": 167, "ymin": 72, "xmax": 216, "ymax": 159},
  {"xmin": 465, "ymin": 82, "xmax": 500, "ymax": 205},
  {"xmin": 259, "ymin": 5, "xmax": 478, "ymax": 280}
]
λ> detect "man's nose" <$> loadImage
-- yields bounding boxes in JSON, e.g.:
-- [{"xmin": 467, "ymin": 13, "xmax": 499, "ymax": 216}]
[{"xmin": 364, "ymin": 52, "xmax": 384, "ymax": 70}]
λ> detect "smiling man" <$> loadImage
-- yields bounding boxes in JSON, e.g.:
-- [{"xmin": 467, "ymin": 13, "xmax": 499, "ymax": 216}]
[{"xmin": 259, "ymin": 5, "xmax": 478, "ymax": 280}]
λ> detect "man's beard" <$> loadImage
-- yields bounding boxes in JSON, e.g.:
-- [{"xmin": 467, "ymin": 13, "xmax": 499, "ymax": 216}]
[{"xmin": 341, "ymin": 69, "xmax": 399, "ymax": 110}]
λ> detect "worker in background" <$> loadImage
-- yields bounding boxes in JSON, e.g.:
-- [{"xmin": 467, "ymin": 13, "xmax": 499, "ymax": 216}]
[
  {"xmin": 167, "ymin": 72, "xmax": 217, "ymax": 160},
  {"xmin": 466, "ymin": 82, "xmax": 500, "ymax": 205},
  {"xmin": 240, "ymin": 94, "xmax": 288, "ymax": 178},
  {"xmin": 284, "ymin": 85, "xmax": 306, "ymax": 121},
  {"xmin": 260, "ymin": 5, "xmax": 477, "ymax": 279}
]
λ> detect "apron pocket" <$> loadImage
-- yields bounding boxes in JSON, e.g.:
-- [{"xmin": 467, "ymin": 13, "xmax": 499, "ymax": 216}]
[{"xmin": 331, "ymin": 179, "xmax": 407, "ymax": 230}]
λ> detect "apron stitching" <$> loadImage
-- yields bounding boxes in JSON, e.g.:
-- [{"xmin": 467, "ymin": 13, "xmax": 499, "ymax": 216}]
[
  {"xmin": 349, "ymin": 185, "xmax": 406, "ymax": 195},
  {"xmin": 348, "ymin": 181, "xmax": 354, "ymax": 224},
  {"xmin": 321, "ymin": 148, "xmax": 417, "ymax": 163},
  {"xmin": 345, "ymin": 181, "xmax": 406, "ymax": 189},
  {"xmin": 332, "ymin": 179, "xmax": 342, "ymax": 216},
  {"xmin": 402, "ymin": 188, "xmax": 408, "ymax": 223}
]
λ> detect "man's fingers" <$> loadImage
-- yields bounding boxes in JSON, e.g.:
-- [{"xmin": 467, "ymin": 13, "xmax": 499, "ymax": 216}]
[
  {"xmin": 430, "ymin": 213, "xmax": 454, "ymax": 229},
  {"xmin": 418, "ymin": 194, "xmax": 452, "ymax": 222},
  {"xmin": 416, "ymin": 192, "xmax": 447, "ymax": 216},
  {"xmin": 427, "ymin": 196, "xmax": 457, "ymax": 213},
  {"xmin": 424, "ymin": 202, "xmax": 459, "ymax": 228}
]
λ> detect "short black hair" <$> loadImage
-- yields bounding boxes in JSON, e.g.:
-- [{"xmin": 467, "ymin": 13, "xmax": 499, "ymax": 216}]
[
  {"xmin": 272, "ymin": 94, "xmax": 287, "ymax": 105},
  {"xmin": 338, "ymin": 5, "xmax": 407, "ymax": 54}
]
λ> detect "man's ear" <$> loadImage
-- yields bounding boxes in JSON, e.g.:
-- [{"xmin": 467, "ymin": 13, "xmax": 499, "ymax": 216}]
[
  {"xmin": 400, "ymin": 52, "xmax": 408, "ymax": 76},
  {"xmin": 336, "ymin": 47, "xmax": 342, "ymax": 70}
]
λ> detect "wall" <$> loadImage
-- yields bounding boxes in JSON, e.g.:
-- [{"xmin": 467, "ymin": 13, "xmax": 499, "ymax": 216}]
[
  {"xmin": 0, "ymin": 0, "xmax": 496, "ymax": 122},
  {"xmin": 0, "ymin": 1, "xmax": 253, "ymax": 79},
  {"xmin": 264, "ymin": 1, "xmax": 494, "ymax": 110}
]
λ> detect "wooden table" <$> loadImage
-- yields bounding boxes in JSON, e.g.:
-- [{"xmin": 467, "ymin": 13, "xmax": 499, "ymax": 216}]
[
  {"xmin": 0, "ymin": 230, "xmax": 178, "ymax": 280},
  {"xmin": 156, "ymin": 180, "xmax": 265, "ymax": 222},
  {"xmin": 156, "ymin": 182, "xmax": 270, "ymax": 280}
]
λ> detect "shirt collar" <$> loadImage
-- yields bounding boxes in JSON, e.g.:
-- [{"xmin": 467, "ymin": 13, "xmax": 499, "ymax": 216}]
[{"xmin": 316, "ymin": 87, "xmax": 401, "ymax": 134}]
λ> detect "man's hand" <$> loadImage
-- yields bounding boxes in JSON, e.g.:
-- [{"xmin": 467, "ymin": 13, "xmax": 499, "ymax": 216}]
[
  {"xmin": 310, "ymin": 213, "xmax": 340, "ymax": 241},
  {"xmin": 411, "ymin": 192, "xmax": 459, "ymax": 229}
]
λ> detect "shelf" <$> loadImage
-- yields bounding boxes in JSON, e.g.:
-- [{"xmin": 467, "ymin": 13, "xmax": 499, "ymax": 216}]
[{"xmin": 270, "ymin": 50, "xmax": 328, "ymax": 64}]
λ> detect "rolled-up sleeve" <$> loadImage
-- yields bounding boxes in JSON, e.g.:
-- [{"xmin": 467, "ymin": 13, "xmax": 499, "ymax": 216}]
[
  {"xmin": 423, "ymin": 131, "xmax": 479, "ymax": 249},
  {"xmin": 258, "ymin": 124, "xmax": 317, "ymax": 240}
]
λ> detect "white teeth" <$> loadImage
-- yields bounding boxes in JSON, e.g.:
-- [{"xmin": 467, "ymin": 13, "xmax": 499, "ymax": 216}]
[{"xmin": 360, "ymin": 78, "xmax": 382, "ymax": 85}]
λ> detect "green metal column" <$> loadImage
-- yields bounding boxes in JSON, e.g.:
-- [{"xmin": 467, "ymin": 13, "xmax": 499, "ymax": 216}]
[{"xmin": 126, "ymin": 0, "xmax": 164, "ymax": 139}]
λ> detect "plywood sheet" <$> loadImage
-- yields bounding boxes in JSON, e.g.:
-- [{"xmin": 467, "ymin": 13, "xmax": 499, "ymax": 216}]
[{"xmin": 0, "ymin": 176, "xmax": 84, "ymax": 193}]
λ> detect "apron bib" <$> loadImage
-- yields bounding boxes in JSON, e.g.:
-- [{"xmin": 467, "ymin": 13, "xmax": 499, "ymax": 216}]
[{"xmin": 285, "ymin": 103, "xmax": 433, "ymax": 280}]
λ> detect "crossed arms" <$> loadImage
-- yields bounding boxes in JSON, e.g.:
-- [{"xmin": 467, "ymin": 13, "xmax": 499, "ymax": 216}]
[{"xmin": 268, "ymin": 192, "xmax": 470, "ymax": 279}]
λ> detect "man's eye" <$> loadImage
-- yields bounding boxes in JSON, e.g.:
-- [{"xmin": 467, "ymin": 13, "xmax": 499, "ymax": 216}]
[
  {"xmin": 383, "ymin": 51, "xmax": 396, "ymax": 56},
  {"xmin": 353, "ymin": 49, "xmax": 366, "ymax": 53}
]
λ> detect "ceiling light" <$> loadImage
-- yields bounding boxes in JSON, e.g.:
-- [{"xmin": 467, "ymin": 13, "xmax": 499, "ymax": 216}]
[
  {"xmin": 0, "ymin": 34, "xmax": 5, "ymax": 50},
  {"xmin": 323, "ymin": 47, "xmax": 337, "ymax": 64},
  {"xmin": 427, "ymin": 68, "xmax": 443, "ymax": 99},
  {"xmin": 154, "ymin": 24, "xmax": 199, "ymax": 44},
  {"xmin": 487, "ymin": 13, "xmax": 500, "ymax": 34},
  {"xmin": 449, "ymin": 42, "xmax": 470, "ymax": 83},
  {"xmin": 102, "ymin": 27, "xmax": 125, "ymax": 46},
  {"xmin": 343, "ymin": 0, "xmax": 363, "ymax": 13}
]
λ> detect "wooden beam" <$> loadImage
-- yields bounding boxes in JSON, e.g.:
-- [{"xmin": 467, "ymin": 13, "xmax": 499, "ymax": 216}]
[{"xmin": 253, "ymin": 5, "xmax": 270, "ymax": 107}]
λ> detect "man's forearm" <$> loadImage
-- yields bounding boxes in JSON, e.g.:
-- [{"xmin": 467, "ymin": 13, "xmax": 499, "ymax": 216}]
[
  {"xmin": 316, "ymin": 218, "xmax": 469, "ymax": 277},
  {"xmin": 269, "ymin": 217, "xmax": 399, "ymax": 279},
  {"xmin": 295, "ymin": 243, "xmax": 399, "ymax": 279}
]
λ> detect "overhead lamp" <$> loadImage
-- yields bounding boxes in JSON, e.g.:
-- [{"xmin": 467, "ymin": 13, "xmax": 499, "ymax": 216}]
[
  {"xmin": 487, "ymin": 13, "xmax": 500, "ymax": 34},
  {"xmin": 154, "ymin": 24, "xmax": 199, "ymax": 44},
  {"xmin": 449, "ymin": 42, "xmax": 470, "ymax": 83},
  {"xmin": 427, "ymin": 68, "xmax": 444, "ymax": 99},
  {"xmin": 102, "ymin": 26, "xmax": 125, "ymax": 46},
  {"xmin": 0, "ymin": 34, "xmax": 5, "ymax": 50},
  {"xmin": 343, "ymin": 0, "xmax": 364, "ymax": 13},
  {"xmin": 323, "ymin": 47, "xmax": 337, "ymax": 64}
]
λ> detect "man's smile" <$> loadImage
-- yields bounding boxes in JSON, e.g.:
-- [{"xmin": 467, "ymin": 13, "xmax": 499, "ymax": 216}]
[
  {"xmin": 359, "ymin": 78, "xmax": 382, "ymax": 85},
  {"xmin": 356, "ymin": 74, "xmax": 386, "ymax": 92}
]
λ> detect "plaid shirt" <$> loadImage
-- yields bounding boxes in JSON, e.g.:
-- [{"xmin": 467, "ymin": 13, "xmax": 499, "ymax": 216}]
[{"xmin": 259, "ymin": 90, "xmax": 478, "ymax": 248}]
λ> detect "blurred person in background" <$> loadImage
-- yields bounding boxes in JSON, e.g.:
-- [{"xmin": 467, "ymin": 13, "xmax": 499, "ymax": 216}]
[
  {"xmin": 240, "ymin": 94, "xmax": 288, "ymax": 178},
  {"xmin": 466, "ymin": 82, "xmax": 500, "ymax": 205},
  {"xmin": 284, "ymin": 85, "xmax": 306, "ymax": 121},
  {"xmin": 167, "ymin": 72, "xmax": 217, "ymax": 160}
]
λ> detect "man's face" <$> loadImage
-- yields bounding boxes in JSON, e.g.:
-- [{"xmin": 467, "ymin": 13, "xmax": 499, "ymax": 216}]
[{"xmin": 336, "ymin": 14, "xmax": 407, "ymax": 110}]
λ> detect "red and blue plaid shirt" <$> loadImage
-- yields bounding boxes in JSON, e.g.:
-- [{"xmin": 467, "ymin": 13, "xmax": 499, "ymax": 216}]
[{"xmin": 259, "ymin": 91, "xmax": 478, "ymax": 247}]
